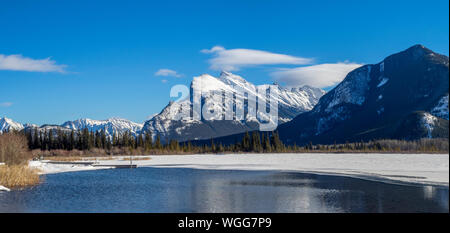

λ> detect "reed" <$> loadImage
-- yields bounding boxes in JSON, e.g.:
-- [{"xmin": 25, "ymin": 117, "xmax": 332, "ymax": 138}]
[{"xmin": 0, "ymin": 165, "xmax": 40, "ymax": 188}]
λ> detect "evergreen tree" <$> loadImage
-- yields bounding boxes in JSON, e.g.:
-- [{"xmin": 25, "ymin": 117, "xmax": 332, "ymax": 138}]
[
  {"xmin": 68, "ymin": 130, "xmax": 75, "ymax": 150},
  {"xmin": 100, "ymin": 130, "xmax": 107, "ymax": 149},
  {"xmin": 270, "ymin": 131, "xmax": 284, "ymax": 152},
  {"xmin": 187, "ymin": 141, "xmax": 192, "ymax": 152},
  {"xmin": 264, "ymin": 132, "xmax": 271, "ymax": 152},
  {"xmin": 34, "ymin": 129, "xmax": 41, "ymax": 149},
  {"xmin": 242, "ymin": 131, "xmax": 250, "ymax": 151},
  {"xmin": 138, "ymin": 133, "xmax": 144, "ymax": 148},
  {"xmin": 251, "ymin": 131, "xmax": 262, "ymax": 152},
  {"xmin": 211, "ymin": 138, "xmax": 216, "ymax": 152},
  {"xmin": 155, "ymin": 134, "xmax": 162, "ymax": 149},
  {"xmin": 144, "ymin": 132, "xmax": 153, "ymax": 151}
]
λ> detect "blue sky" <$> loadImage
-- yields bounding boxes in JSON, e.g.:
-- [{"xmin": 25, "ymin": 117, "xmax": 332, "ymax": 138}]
[{"xmin": 1, "ymin": 0, "xmax": 448, "ymax": 125}]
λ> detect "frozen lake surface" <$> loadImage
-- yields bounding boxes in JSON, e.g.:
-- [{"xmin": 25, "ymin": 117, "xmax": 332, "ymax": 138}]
[
  {"xmin": 30, "ymin": 153, "xmax": 450, "ymax": 185},
  {"xmin": 0, "ymin": 167, "xmax": 448, "ymax": 213}
]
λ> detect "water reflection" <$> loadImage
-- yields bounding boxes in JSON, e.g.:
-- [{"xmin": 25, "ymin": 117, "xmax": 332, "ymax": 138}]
[{"xmin": 0, "ymin": 168, "xmax": 448, "ymax": 213}]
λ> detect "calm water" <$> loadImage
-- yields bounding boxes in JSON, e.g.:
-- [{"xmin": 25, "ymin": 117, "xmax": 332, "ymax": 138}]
[{"xmin": 0, "ymin": 167, "xmax": 448, "ymax": 213}]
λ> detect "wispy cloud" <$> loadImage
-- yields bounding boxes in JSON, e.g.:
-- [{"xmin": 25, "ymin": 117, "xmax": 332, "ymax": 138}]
[
  {"xmin": 270, "ymin": 62, "xmax": 363, "ymax": 88},
  {"xmin": 161, "ymin": 79, "xmax": 168, "ymax": 83},
  {"xmin": 201, "ymin": 46, "xmax": 313, "ymax": 71},
  {"xmin": 0, "ymin": 54, "xmax": 67, "ymax": 73},
  {"xmin": 0, "ymin": 102, "xmax": 13, "ymax": 107},
  {"xmin": 155, "ymin": 68, "xmax": 183, "ymax": 78}
]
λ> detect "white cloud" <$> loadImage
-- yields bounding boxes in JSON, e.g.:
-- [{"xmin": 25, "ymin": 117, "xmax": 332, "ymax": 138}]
[
  {"xmin": 270, "ymin": 63, "xmax": 363, "ymax": 88},
  {"xmin": 161, "ymin": 79, "xmax": 168, "ymax": 83},
  {"xmin": 0, "ymin": 54, "xmax": 67, "ymax": 73},
  {"xmin": 201, "ymin": 46, "xmax": 313, "ymax": 71},
  {"xmin": 0, "ymin": 102, "xmax": 13, "ymax": 107},
  {"xmin": 155, "ymin": 68, "xmax": 182, "ymax": 78}
]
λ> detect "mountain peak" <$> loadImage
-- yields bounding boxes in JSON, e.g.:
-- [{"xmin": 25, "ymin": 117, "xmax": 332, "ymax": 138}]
[
  {"xmin": 219, "ymin": 70, "xmax": 232, "ymax": 76},
  {"xmin": 218, "ymin": 71, "xmax": 248, "ymax": 85},
  {"xmin": 406, "ymin": 44, "xmax": 432, "ymax": 54},
  {"xmin": 410, "ymin": 44, "xmax": 426, "ymax": 49},
  {"xmin": 394, "ymin": 44, "xmax": 438, "ymax": 59},
  {"xmin": 0, "ymin": 117, "xmax": 24, "ymax": 133},
  {"xmin": 143, "ymin": 72, "xmax": 326, "ymax": 141},
  {"xmin": 61, "ymin": 117, "xmax": 143, "ymax": 137},
  {"xmin": 277, "ymin": 44, "xmax": 449, "ymax": 145}
]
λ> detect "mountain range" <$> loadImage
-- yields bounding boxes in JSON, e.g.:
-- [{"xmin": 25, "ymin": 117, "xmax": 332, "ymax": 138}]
[
  {"xmin": 1, "ymin": 45, "xmax": 448, "ymax": 145},
  {"xmin": 142, "ymin": 71, "xmax": 325, "ymax": 142},
  {"xmin": 191, "ymin": 45, "xmax": 449, "ymax": 145},
  {"xmin": 1, "ymin": 72, "xmax": 324, "ymax": 140},
  {"xmin": 0, "ymin": 117, "xmax": 143, "ymax": 138},
  {"xmin": 277, "ymin": 44, "xmax": 449, "ymax": 144}
]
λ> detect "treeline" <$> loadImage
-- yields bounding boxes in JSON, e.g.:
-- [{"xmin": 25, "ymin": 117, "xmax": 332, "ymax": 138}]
[
  {"xmin": 22, "ymin": 128, "xmax": 285, "ymax": 154},
  {"xmin": 21, "ymin": 128, "xmax": 449, "ymax": 154},
  {"xmin": 24, "ymin": 128, "xmax": 158, "ymax": 151}
]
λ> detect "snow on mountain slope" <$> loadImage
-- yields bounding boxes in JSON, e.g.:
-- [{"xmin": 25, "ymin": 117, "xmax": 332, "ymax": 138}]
[
  {"xmin": 0, "ymin": 117, "xmax": 24, "ymax": 133},
  {"xmin": 421, "ymin": 112, "xmax": 438, "ymax": 138},
  {"xmin": 276, "ymin": 44, "xmax": 449, "ymax": 145},
  {"xmin": 324, "ymin": 65, "xmax": 372, "ymax": 112},
  {"xmin": 0, "ymin": 116, "xmax": 143, "ymax": 138},
  {"xmin": 143, "ymin": 71, "xmax": 325, "ymax": 142},
  {"xmin": 431, "ymin": 94, "xmax": 449, "ymax": 120},
  {"xmin": 61, "ymin": 118, "xmax": 143, "ymax": 137}
]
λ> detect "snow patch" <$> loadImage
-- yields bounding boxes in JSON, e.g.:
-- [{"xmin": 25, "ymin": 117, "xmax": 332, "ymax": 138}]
[
  {"xmin": 421, "ymin": 113, "xmax": 437, "ymax": 138},
  {"xmin": 0, "ymin": 117, "xmax": 24, "ymax": 133},
  {"xmin": 316, "ymin": 106, "xmax": 348, "ymax": 135},
  {"xmin": 326, "ymin": 65, "xmax": 372, "ymax": 110},
  {"xmin": 28, "ymin": 160, "xmax": 113, "ymax": 174},
  {"xmin": 431, "ymin": 95, "xmax": 449, "ymax": 120},
  {"xmin": 143, "ymin": 71, "xmax": 325, "ymax": 141},
  {"xmin": 377, "ymin": 77, "xmax": 389, "ymax": 88},
  {"xmin": 61, "ymin": 118, "xmax": 143, "ymax": 138}
]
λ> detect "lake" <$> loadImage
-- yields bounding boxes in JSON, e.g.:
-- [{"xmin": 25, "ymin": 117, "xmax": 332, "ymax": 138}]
[{"xmin": 0, "ymin": 167, "xmax": 448, "ymax": 213}]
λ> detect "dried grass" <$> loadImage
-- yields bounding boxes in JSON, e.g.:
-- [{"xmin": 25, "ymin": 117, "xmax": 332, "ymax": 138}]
[
  {"xmin": 0, "ymin": 165, "xmax": 40, "ymax": 188},
  {"xmin": 0, "ymin": 133, "xmax": 32, "ymax": 165},
  {"xmin": 122, "ymin": 157, "xmax": 151, "ymax": 161}
]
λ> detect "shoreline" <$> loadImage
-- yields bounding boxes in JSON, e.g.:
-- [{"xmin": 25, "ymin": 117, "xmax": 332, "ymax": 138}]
[{"xmin": 26, "ymin": 153, "xmax": 449, "ymax": 187}]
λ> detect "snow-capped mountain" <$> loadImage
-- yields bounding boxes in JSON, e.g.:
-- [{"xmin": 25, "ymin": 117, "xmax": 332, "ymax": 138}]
[
  {"xmin": 142, "ymin": 71, "xmax": 325, "ymax": 142},
  {"xmin": 0, "ymin": 117, "xmax": 24, "ymax": 133},
  {"xmin": 1, "ymin": 116, "xmax": 143, "ymax": 138},
  {"xmin": 275, "ymin": 44, "xmax": 449, "ymax": 144},
  {"xmin": 61, "ymin": 118, "xmax": 143, "ymax": 137}
]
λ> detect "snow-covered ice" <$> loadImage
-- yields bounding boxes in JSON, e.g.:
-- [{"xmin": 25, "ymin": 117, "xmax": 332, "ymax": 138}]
[
  {"xmin": 29, "ymin": 160, "xmax": 113, "ymax": 174},
  {"xmin": 29, "ymin": 153, "xmax": 449, "ymax": 186}
]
